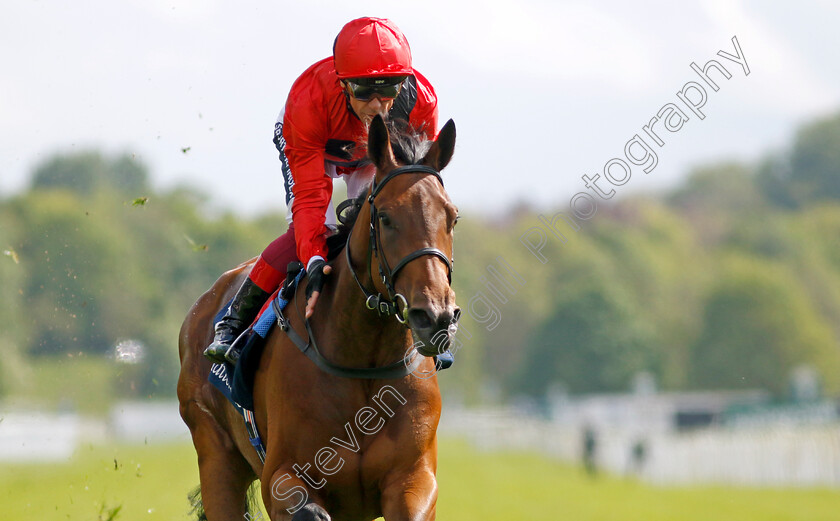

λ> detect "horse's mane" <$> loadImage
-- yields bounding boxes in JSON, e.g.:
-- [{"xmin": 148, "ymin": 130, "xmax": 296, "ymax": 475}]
[{"xmin": 325, "ymin": 120, "xmax": 432, "ymax": 260}]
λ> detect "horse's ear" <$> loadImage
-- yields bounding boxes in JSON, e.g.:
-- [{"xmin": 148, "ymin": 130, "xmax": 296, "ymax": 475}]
[
  {"xmin": 368, "ymin": 114, "xmax": 397, "ymax": 175},
  {"xmin": 423, "ymin": 119, "xmax": 456, "ymax": 171}
]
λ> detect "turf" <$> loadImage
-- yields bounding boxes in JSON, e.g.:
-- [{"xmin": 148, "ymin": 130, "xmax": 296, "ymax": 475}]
[
  {"xmin": 436, "ymin": 440, "xmax": 839, "ymax": 521},
  {"xmin": 0, "ymin": 438, "xmax": 836, "ymax": 520}
]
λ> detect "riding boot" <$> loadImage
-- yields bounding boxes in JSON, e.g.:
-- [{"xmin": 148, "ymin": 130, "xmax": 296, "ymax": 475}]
[{"xmin": 203, "ymin": 277, "xmax": 271, "ymax": 364}]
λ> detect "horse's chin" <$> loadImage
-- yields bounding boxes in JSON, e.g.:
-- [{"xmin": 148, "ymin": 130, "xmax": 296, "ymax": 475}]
[
  {"xmin": 411, "ymin": 322, "xmax": 458, "ymax": 358},
  {"xmin": 413, "ymin": 342, "xmax": 443, "ymax": 358}
]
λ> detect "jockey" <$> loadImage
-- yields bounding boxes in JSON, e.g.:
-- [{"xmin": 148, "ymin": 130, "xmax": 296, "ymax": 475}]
[{"xmin": 204, "ymin": 17, "xmax": 439, "ymax": 363}]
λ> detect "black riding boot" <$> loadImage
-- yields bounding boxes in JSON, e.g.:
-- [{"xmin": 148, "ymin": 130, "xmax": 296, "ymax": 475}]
[{"xmin": 203, "ymin": 277, "xmax": 271, "ymax": 364}]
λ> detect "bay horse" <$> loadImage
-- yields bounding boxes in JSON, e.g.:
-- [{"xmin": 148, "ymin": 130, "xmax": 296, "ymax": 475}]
[{"xmin": 178, "ymin": 115, "xmax": 459, "ymax": 521}]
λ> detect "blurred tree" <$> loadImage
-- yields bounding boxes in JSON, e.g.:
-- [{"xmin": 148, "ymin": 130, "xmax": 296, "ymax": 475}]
[
  {"xmin": 789, "ymin": 112, "xmax": 840, "ymax": 203},
  {"xmin": 756, "ymin": 154, "xmax": 797, "ymax": 209},
  {"xmin": 668, "ymin": 162, "xmax": 767, "ymax": 246},
  {"xmin": 10, "ymin": 190, "xmax": 127, "ymax": 355},
  {"xmin": 0, "ymin": 210, "xmax": 28, "ymax": 397},
  {"xmin": 514, "ymin": 261, "xmax": 660, "ymax": 396},
  {"xmin": 669, "ymin": 162, "xmax": 763, "ymax": 211},
  {"xmin": 30, "ymin": 151, "xmax": 104, "ymax": 194},
  {"xmin": 783, "ymin": 206, "xmax": 840, "ymax": 388},
  {"xmin": 3, "ymin": 152, "xmax": 281, "ymax": 398},
  {"xmin": 110, "ymin": 154, "xmax": 150, "ymax": 195},
  {"xmin": 589, "ymin": 199, "xmax": 707, "ymax": 390},
  {"xmin": 688, "ymin": 254, "xmax": 839, "ymax": 394},
  {"xmin": 757, "ymin": 112, "xmax": 840, "ymax": 207},
  {"xmin": 31, "ymin": 151, "xmax": 149, "ymax": 196}
]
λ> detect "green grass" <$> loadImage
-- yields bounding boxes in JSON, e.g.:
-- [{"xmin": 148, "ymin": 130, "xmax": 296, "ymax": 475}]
[
  {"xmin": 0, "ymin": 439, "xmax": 837, "ymax": 520},
  {"xmin": 0, "ymin": 442, "xmax": 200, "ymax": 521},
  {"xmin": 437, "ymin": 440, "xmax": 840, "ymax": 521}
]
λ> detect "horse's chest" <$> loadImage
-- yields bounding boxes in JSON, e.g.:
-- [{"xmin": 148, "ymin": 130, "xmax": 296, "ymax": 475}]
[{"xmin": 277, "ymin": 392, "xmax": 429, "ymax": 483}]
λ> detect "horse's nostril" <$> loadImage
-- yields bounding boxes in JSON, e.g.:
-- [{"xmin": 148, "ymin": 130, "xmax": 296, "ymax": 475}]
[
  {"xmin": 407, "ymin": 308, "xmax": 434, "ymax": 331},
  {"xmin": 437, "ymin": 307, "xmax": 459, "ymax": 329}
]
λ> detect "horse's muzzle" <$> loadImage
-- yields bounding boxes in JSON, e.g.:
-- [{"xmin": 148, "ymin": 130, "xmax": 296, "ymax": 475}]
[{"xmin": 408, "ymin": 306, "xmax": 461, "ymax": 357}]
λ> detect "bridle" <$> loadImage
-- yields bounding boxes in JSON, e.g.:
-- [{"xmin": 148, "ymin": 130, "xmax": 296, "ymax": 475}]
[
  {"xmin": 343, "ymin": 164, "xmax": 454, "ymax": 326},
  {"xmin": 271, "ymin": 163, "xmax": 455, "ymax": 380}
]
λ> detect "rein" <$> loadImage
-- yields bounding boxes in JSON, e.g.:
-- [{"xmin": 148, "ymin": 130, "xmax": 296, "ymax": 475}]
[{"xmin": 273, "ymin": 291, "xmax": 425, "ymax": 379}]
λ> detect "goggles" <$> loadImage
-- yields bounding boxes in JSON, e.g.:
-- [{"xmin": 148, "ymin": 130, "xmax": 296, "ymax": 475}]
[{"xmin": 343, "ymin": 77, "xmax": 406, "ymax": 101}]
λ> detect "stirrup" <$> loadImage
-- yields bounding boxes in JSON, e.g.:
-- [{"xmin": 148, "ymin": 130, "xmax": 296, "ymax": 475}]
[
  {"xmin": 222, "ymin": 327, "xmax": 252, "ymax": 365},
  {"xmin": 223, "ymin": 344, "xmax": 241, "ymax": 365}
]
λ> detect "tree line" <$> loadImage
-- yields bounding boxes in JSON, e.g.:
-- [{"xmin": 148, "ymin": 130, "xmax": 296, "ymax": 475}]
[{"xmin": 2, "ymin": 112, "xmax": 840, "ymax": 403}]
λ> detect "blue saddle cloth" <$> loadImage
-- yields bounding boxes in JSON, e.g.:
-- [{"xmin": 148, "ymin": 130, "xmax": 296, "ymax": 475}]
[{"xmin": 207, "ymin": 303, "xmax": 267, "ymax": 461}]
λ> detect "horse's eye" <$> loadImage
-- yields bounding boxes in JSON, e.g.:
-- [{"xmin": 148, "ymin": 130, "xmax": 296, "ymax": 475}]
[
  {"xmin": 379, "ymin": 213, "xmax": 392, "ymax": 227},
  {"xmin": 453, "ymin": 215, "xmax": 460, "ymax": 227}
]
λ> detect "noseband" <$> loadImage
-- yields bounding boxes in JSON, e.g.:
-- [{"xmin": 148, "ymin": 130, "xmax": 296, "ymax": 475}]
[{"xmin": 344, "ymin": 164, "xmax": 454, "ymax": 325}]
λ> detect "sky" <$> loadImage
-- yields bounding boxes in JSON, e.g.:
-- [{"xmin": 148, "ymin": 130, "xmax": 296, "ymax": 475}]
[{"xmin": 2, "ymin": 0, "xmax": 839, "ymax": 217}]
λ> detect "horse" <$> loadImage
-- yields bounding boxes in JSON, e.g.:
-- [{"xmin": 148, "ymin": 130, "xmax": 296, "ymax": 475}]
[{"xmin": 178, "ymin": 115, "xmax": 460, "ymax": 521}]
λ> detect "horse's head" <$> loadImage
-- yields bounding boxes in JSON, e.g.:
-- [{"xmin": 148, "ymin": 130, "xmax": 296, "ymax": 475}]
[{"xmin": 362, "ymin": 115, "xmax": 460, "ymax": 357}]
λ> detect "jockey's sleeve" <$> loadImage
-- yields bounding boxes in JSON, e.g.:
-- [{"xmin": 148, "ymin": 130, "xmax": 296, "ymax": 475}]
[{"xmin": 282, "ymin": 114, "xmax": 331, "ymax": 268}]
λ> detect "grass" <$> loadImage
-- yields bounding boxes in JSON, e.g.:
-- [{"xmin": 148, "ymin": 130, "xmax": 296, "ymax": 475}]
[
  {"xmin": 0, "ymin": 439, "xmax": 837, "ymax": 520},
  {"xmin": 436, "ymin": 440, "xmax": 840, "ymax": 521},
  {"xmin": 0, "ymin": 442, "xmax": 199, "ymax": 520}
]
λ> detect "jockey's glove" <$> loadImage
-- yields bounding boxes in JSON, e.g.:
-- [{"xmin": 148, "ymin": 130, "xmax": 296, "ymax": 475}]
[{"xmin": 305, "ymin": 258, "xmax": 330, "ymax": 300}]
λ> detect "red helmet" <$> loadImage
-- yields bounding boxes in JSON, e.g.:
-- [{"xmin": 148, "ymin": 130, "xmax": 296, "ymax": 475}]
[{"xmin": 333, "ymin": 17, "xmax": 413, "ymax": 79}]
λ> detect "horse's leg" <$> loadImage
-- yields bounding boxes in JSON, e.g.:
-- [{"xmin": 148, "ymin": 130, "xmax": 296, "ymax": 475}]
[
  {"xmin": 187, "ymin": 408, "xmax": 256, "ymax": 520},
  {"xmin": 261, "ymin": 467, "xmax": 331, "ymax": 521},
  {"xmin": 380, "ymin": 469, "xmax": 438, "ymax": 521}
]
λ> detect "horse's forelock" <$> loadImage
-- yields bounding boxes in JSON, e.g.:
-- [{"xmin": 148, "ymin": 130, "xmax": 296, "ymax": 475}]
[{"xmin": 387, "ymin": 119, "xmax": 433, "ymax": 165}]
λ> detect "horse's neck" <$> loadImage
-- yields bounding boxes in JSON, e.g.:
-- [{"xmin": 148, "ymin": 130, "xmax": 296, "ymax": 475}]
[{"xmin": 314, "ymin": 243, "xmax": 411, "ymax": 367}]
